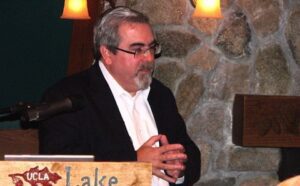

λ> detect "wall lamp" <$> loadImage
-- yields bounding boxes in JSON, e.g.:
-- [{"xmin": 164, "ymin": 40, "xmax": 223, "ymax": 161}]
[
  {"xmin": 61, "ymin": 0, "xmax": 91, "ymax": 19},
  {"xmin": 191, "ymin": 0, "xmax": 223, "ymax": 18},
  {"xmin": 61, "ymin": 0, "xmax": 222, "ymax": 20}
]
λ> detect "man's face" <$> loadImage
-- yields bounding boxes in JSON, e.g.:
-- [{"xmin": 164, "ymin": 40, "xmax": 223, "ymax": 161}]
[{"xmin": 103, "ymin": 22, "xmax": 156, "ymax": 94}]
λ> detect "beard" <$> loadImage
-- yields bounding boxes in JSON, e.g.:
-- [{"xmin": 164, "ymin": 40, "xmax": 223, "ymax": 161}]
[{"xmin": 134, "ymin": 62, "xmax": 154, "ymax": 90}]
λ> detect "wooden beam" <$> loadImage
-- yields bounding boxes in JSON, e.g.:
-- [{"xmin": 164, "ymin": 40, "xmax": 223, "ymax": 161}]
[
  {"xmin": 67, "ymin": 0, "xmax": 104, "ymax": 75},
  {"xmin": 232, "ymin": 94, "xmax": 300, "ymax": 147}
]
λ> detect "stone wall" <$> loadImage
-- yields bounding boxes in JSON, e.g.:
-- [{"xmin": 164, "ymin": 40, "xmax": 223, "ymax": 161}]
[{"xmin": 115, "ymin": 0, "xmax": 300, "ymax": 185}]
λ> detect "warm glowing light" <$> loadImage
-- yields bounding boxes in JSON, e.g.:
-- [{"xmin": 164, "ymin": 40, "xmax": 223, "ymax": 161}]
[
  {"xmin": 68, "ymin": 0, "xmax": 84, "ymax": 12},
  {"xmin": 192, "ymin": 0, "xmax": 223, "ymax": 18},
  {"xmin": 61, "ymin": 0, "xmax": 90, "ymax": 20}
]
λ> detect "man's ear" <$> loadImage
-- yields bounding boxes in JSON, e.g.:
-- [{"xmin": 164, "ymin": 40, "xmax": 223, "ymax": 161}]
[{"xmin": 100, "ymin": 46, "xmax": 113, "ymax": 65}]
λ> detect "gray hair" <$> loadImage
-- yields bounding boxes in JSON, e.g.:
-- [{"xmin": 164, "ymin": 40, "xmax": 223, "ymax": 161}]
[{"xmin": 93, "ymin": 6, "xmax": 151, "ymax": 61}]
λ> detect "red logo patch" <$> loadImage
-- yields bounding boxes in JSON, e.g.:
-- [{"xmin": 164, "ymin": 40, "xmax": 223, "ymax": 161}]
[{"xmin": 8, "ymin": 166, "xmax": 62, "ymax": 186}]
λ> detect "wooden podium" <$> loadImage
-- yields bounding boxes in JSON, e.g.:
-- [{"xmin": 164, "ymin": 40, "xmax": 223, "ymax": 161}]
[
  {"xmin": 0, "ymin": 161, "xmax": 152, "ymax": 186},
  {"xmin": 0, "ymin": 130, "xmax": 151, "ymax": 185}
]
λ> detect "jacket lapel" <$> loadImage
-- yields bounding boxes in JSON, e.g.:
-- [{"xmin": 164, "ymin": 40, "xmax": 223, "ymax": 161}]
[
  {"xmin": 86, "ymin": 64, "xmax": 134, "ymax": 149},
  {"xmin": 148, "ymin": 80, "xmax": 166, "ymax": 134}
]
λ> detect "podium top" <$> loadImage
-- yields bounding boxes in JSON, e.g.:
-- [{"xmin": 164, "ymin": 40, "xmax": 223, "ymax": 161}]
[{"xmin": 4, "ymin": 154, "xmax": 94, "ymax": 162}]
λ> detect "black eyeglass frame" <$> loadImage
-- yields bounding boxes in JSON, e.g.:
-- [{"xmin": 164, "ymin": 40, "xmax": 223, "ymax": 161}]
[{"xmin": 110, "ymin": 42, "xmax": 161, "ymax": 58}]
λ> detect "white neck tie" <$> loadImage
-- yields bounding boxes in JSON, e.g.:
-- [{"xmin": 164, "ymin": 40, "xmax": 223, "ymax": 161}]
[
  {"xmin": 132, "ymin": 94, "xmax": 169, "ymax": 186},
  {"xmin": 132, "ymin": 94, "xmax": 155, "ymax": 147}
]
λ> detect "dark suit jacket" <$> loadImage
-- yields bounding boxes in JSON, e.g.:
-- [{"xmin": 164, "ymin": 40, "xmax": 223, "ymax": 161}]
[
  {"xmin": 39, "ymin": 63, "xmax": 200, "ymax": 185},
  {"xmin": 278, "ymin": 148, "xmax": 300, "ymax": 181}
]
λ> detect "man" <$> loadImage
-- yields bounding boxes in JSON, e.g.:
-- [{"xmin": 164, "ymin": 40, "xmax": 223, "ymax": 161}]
[{"xmin": 39, "ymin": 7, "xmax": 200, "ymax": 186}]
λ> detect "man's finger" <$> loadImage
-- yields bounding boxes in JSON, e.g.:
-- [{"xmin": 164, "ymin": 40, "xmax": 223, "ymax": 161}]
[
  {"xmin": 166, "ymin": 170, "xmax": 181, "ymax": 179},
  {"xmin": 160, "ymin": 134, "xmax": 169, "ymax": 146},
  {"xmin": 159, "ymin": 144, "xmax": 185, "ymax": 154},
  {"xmin": 160, "ymin": 152, "xmax": 187, "ymax": 162},
  {"xmin": 143, "ymin": 135, "xmax": 162, "ymax": 146},
  {"xmin": 153, "ymin": 169, "xmax": 177, "ymax": 183},
  {"xmin": 154, "ymin": 161, "xmax": 185, "ymax": 171}
]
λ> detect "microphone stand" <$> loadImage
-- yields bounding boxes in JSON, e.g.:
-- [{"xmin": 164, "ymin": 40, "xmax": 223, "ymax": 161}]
[{"xmin": 0, "ymin": 102, "xmax": 36, "ymax": 129}]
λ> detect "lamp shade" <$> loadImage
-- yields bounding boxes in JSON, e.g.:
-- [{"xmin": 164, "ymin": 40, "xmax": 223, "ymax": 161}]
[
  {"xmin": 61, "ymin": 0, "xmax": 91, "ymax": 19},
  {"xmin": 192, "ymin": 0, "xmax": 223, "ymax": 18}
]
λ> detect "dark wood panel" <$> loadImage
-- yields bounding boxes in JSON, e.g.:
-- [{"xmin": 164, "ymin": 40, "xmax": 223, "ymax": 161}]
[
  {"xmin": 67, "ymin": 0, "xmax": 105, "ymax": 75},
  {"xmin": 0, "ymin": 129, "xmax": 38, "ymax": 160},
  {"xmin": 233, "ymin": 94, "xmax": 300, "ymax": 147}
]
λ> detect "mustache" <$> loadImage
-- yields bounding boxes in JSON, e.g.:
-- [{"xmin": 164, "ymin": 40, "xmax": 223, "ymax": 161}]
[{"xmin": 138, "ymin": 62, "xmax": 154, "ymax": 72}]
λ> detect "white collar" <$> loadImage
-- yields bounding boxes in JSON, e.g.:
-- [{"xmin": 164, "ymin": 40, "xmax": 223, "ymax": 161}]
[{"xmin": 98, "ymin": 61, "xmax": 150, "ymax": 99}]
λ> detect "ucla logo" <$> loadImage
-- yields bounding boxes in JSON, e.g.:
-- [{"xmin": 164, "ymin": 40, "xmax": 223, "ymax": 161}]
[{"xmin": 8, "ymin": 166, "xmax": 61, "ymax": 186}]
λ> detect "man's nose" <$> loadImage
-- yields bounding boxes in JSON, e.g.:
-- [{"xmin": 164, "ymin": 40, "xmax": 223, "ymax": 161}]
[{"xmin": 142, "ymin": 50, "xmax": 155, "ymax": 61}]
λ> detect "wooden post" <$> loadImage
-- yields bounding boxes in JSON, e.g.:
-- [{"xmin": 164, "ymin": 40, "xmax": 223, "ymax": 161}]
[{"xmin": 66, "ymin": 0, "xmax": 104, "ymax": 75}]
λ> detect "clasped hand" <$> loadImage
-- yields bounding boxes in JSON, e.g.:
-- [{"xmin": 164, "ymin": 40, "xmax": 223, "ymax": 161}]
[{"xmin": 137, "ymin": 135, "xmax": 187, "ymax": 183}]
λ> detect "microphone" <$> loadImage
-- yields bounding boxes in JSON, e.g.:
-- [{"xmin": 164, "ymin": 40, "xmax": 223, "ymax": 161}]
[
  {"xmin": 0, "ymin": 102, "xmax": 31, "ymax": 115},
  {"xmin": 20, "ymin": 95, "xmax": 84, "ymax": 122}
]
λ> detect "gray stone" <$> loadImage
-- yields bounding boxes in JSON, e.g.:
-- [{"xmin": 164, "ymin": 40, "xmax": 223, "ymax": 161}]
[
  {"xmin": 285, "ymin": 5, "xmax": 300, "ymax": 66},
  {"xmin": 186, "ymin": 46, "xmax": 219, "ymax": 71},
  {"xmin": 237, "ymin": 0, "xmax": 280, "ymax": 37},
  {"xmin": 240, "ymin": 176, "xmax": 278, "ymax": 186},
  {"xmin": 227, "ymin": 147, "xmax": 280, "ymax": 171},
  {"xmin": 195, "ymin": 177, "xmax": 236, "ymax": 186},
  {"xmin": 216, "ymin": 149, "xmax": 227, "ymax": 170},
  {"xmin": 207, "ymin": 62, "xmax": 250, "ymax": 101},
  {"xmin": 291, "ymin": 69, "xmax": 300, "ymax": 95},
  {"xmin": 189, "ymin": 104, "xmax": 226, "ymax": 143},
  {"xmin": 255, "ymin": 45, "xmax": 291, "ymax": 94},
  {"xmin": 175, "ymin": 73, "xmax": 204, "ymax": 119},
  {"xmin": 193, "ymin": 139, "xmax": 212, "ymax": 176},
  {"xmin": 215, "ymin": 11, "xmax": 251, "ymax": 58},
  {"xmin": 126, "ymin": 0, "xmax": 186, "ymax": 24},
  {"xmin": 153, "ymin": 61, "xmax": 185, "ymax": 92},
  {"xmin": 156, "ymin": 30, "xmax": 200, "ymax": 58},
  {"xmin": 221, "ymin": 0, "xmax": 235, "ymax": 9},
  {"xmin": 189, "ymin": 18, "xmax": 221, "ymax": 35}
]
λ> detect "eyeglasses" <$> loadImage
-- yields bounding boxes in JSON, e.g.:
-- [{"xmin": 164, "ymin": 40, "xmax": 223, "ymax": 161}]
[{"xmin": 111, "ymin": 42, "xmax": 161, "ymax": 58}]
